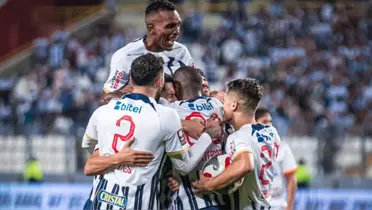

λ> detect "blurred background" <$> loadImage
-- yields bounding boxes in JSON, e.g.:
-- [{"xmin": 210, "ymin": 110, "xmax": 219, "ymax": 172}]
[{"xmin": 0, "ymin": 0, "xmax": 372, "ymax": 209}]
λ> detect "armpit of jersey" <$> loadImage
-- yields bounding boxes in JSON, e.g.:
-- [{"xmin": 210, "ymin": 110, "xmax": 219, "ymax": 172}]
[{"xmin": 82, "ymin": 133, "xmax": 98, "ymax": 154}]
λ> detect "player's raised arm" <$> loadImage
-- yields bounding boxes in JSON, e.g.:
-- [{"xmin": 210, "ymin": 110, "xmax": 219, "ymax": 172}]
[{"xmin": 162, "ymin": 109, "xmax": 222, "ymax": 175}]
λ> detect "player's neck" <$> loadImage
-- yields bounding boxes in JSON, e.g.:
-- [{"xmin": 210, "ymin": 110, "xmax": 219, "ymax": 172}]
[
  {"xmin": 132, "ymin": 86, "xmax": 157, "ymax": 99},
  {"xmin": 231, "ymin": 113, "xmax": 255, "ymax": 131},
  {"xmin": 144, "ymin": 35, "xmax": 163, "ymax": 52},
  {"xmin": 182, "ymin": 90, "xmax": 202, "ymax": 100}
]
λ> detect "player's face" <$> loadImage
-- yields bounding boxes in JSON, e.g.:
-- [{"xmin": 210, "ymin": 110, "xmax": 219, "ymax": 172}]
[
  {"xmin": 223, "ymin": 92, "xmax": 237, "ymax": 122},
  {"xmin": 256, "ymin": 113, "xmax": 273, "ymax": 126},
  {"xmin": 153, "ymin": 10, "xmax": 181, "ymax": 51},
  {"xmin": 202, "ymin": 76, "xmax": 210, "ymax": 96},
  {"xmin": 161, "ymin": 82, "xmax": 177, "ymax": 102}
]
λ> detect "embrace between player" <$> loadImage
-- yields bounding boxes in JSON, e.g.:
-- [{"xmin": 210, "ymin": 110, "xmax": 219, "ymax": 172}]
[{"xmin": 81, "ymin": 1, "xmax": 296, "ymax": 210}]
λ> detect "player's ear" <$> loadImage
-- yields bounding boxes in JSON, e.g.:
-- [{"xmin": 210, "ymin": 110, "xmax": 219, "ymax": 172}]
[{"xmin": 232, "ymin": 101, "xmax": 238, "ymax": 111}]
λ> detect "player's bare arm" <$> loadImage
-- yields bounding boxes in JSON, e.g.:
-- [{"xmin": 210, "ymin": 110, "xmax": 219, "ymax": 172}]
[
  {"xmin": 193, "ymin": 151, "xmax": 253, "ymax": 193},
  {"xmin": 100, "ymin": 83, "xmax": 134, "ymax": 105},
  {"xmin": 285, "ymin": 172, "xmax": 297, "ymax": 210},
  {"xmin": 84, "ymin": 137, "xmax": 154, "ymax": 176}
]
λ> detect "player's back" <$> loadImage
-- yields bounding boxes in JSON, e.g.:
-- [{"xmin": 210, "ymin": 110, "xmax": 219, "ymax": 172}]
[
  {"xmin": 173, "ymin": 96, "xmax": 224, "ymax": 166},
  {"xmin": 226, "ymin": 124, "xmax": 281, "ymax": 210},
  {"xmin": 92, "ymin": 93, "xmax": 177, "ymax": 209},
  {"xmin": 170, "ymin": 96, "xmax": 225, "ymax": 210}
]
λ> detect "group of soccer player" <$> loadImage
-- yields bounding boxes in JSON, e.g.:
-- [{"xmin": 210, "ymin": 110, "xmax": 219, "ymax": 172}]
[{"xmin": 81, "ymin": 1, "xmax": 298, "ymax": 210}]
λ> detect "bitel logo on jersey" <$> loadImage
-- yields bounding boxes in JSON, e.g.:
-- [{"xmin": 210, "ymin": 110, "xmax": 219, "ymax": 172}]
[
  {"xmin": 110, "ymin": 70, "xmax": 126, "ymax": 89},
  {"xmin": 188, "ymin": 102, "xmax": 214, "ymax": 111}
]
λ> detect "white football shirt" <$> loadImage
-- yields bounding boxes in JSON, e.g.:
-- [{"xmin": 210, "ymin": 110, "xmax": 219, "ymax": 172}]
[
  {"xmin": 82, "ymin": 93, "xmax": 212, "ymax": 210},
  {"xmin": 224, "ymin": 124, "xmax": 282, "ymax": 210},
  {"xmin": 103, "ymin": 36, "xmax": 194, "ymax": 93},
  {"xmin": 165, "ymin": 96, "xmax": 226, "ymax": 210},
  {"xmin": 270, "ymin": 142, "xmax": 297, "ymax": 209}
]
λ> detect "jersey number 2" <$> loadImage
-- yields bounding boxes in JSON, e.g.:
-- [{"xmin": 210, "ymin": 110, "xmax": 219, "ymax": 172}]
[
  {"xmin": 259, "ymin": 142, "xmax": 279, "ymax": 185},
  {"xmin": 111, "ymin": 115, "xmax": 136, "ymax": 153},
  {"xmin": 184, "ymin": 112, "xmax": 206, "ymax": 146}
]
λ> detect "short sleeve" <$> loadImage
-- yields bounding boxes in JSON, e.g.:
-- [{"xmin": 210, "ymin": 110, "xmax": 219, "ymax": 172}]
[
  {"xmin": 180, "ymin": 45, "xmax": 194, "ymax": 67},
  {"xmin": 82, "ymin": 107, "xmax": 102, "ymax": 153},
  {"xmin": 225, "ymin": 134, "xmax": 253, "ymax": 160},
  {"xmin": 280, "ymin": 143, "xmax": 297, "ymax": 175},
  {"xmin": 103, "ymin": 50, "xmax": 130, "ymax": 93},
  {"xmin": 160, "ymin": 108, "xmax": 190, "ymax": 159}
]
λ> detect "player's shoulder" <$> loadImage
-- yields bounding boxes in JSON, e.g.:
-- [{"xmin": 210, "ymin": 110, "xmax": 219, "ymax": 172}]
[
  {"xmin": 170, "ymin": 41, "xmax": 190, "ymax": 55},
  {"xmin": 237, "ymin": 124, "xmax": 278, "ymax": 138},
  {"xmin": 173, "ymin": 41, "xmax": 189, "ymax": 51},
  {"xmin": 156, "ymin": 104, "xmax": 181, "ymax": 131},
  {"xmin": 156, "ymin": 104, "xmax": 180, "ymax": 121},
  {"xmin": 111, "ymin": 37, "xmax": 145, "ymax": 62},
  {"xmin": 91, "ymin": 102, "xmax": 111, "ymax": 119}
]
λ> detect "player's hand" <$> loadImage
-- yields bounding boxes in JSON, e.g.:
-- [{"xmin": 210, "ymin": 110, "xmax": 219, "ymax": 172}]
[
  {"xmin": 114, "ymin": 137, "xmax": 154, "ymax": 167},
  {"xmin": 182, "ymin": 119, "xmax": 205, "ymax": 139},
  {"xmin": 100, "ymin": 90, "xmax": 123, "ymax": 105},
  {"xmin": 205, "ymin": 114, "xmax": 222, "ymax": 139},
  {"xmin": 168, "ymin": 176, "xmax": 180, "ymax": 192},
  {"xmin": 192, "ymin": 173, "xmax": 212, "ymax": 194}
]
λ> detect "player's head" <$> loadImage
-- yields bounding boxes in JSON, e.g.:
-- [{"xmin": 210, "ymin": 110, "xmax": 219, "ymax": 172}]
[
  {"xmin": 173, "ymin": 66, "xmax": 202, "ymax": 99},
  {"xmin": 161, "ymin": 74, "xmax": 177, "ymax": 102},
  {"xmin": 255, "ymin": 108, "xmax": 272, "ymax": 126},
  {"xmin": 130, "ymin": 53, "xmax": 164, "ymax": 91},
  {"xmin": 198, "ymin": 69, "xmax": 210, "ymax": 96},
  {"xmin": 145, "ymin": 0, "xmax": 181, "ymax": 51},
  {"xmin": 224, "ymin": 78, "xmax": 264, "ymax": 122}
]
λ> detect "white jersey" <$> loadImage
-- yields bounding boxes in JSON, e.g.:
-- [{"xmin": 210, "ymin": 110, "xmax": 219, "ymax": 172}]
[
  {"xmin": 82, "ymin": 93, "xmax": 212, "ymax": 210},
  {"xmin": 224, "ymin": 124, "xmax": 281, "ymax": 210},
  {"xmin": 104, "ymin": 36, "xmax": 194, "ymax": 93},
  {"xmin": 270, "ymin": 142, "xmax": 297, "ymax": 210},
  {"xmin": 165, "ymin": 96, "xmax": 225, "ymax": 210}
]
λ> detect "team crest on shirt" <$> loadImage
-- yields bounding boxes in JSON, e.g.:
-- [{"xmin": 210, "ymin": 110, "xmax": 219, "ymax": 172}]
[
  {"xmin": 177, "ymin": 129, "xmax": 187, "ymax": 145},
  {"xmin": 97, "ymin": 189, "xmax": 127, "ymax": 208}
]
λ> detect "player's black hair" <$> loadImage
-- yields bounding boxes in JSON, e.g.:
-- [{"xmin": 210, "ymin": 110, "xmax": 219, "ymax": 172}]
[
  {"xmin": 130, "ymin": 53, "xmax": 164, "ymax": 86},
  {"xmin": 173, "ymin": 66, "xmax": 202, "ymax": 98},
  {"xmin": 227, "ymin": 78, "xmax": 264, "ymax": 115},
  {"xmin": 145, "ymin": 0, "xmax": 176, "ymax": 16},
  {"xmin": 164, "ymin": 73, "xmax": 174, "ymax": 83},
  {"xmin": 255, "ymin": 108, "xmax": 270, "ymax": 121}
]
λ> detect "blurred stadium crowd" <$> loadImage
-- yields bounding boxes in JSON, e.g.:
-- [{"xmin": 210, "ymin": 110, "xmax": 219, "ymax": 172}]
[{"xmin": 0, "ymin": 0, "xmax": 371, "ymax": 141}]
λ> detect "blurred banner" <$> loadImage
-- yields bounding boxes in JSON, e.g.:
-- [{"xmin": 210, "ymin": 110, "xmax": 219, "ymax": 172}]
[
  {"xmin": 0, "ymin": 183, "xmax": 372, "ymax": 210},
  {"xmin": 0, "ymin": 183, "xmax": 91, "ymax": 210}
]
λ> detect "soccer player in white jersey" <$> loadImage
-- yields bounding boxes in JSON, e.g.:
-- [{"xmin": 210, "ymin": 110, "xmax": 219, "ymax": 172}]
[
  {"xmin": 102, "ymin": 0, "xmax": 194, "ymax": 97},
  {"xmin": 193, "ymin": 78, "xmax": 282, "ymax": 210},
  {"xmin": 163, "ymin": 67, "xmax": 225, "ymax": 210},
  {"xmin": 82, "ymin": 53, "xmax": 222, "ymax": 210},
  {"xmin": 255, "ymin": 108, "xmax": 297, "ymax": 210}
]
